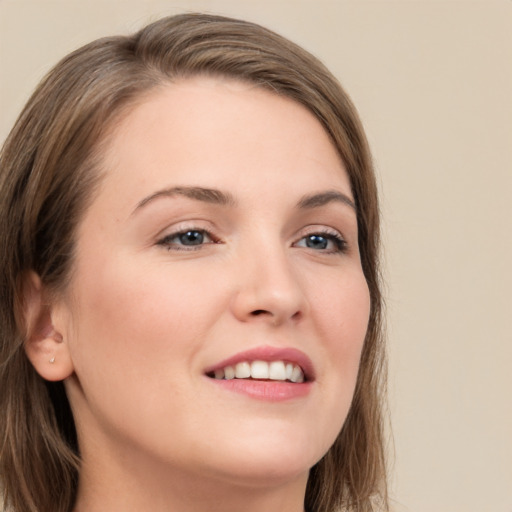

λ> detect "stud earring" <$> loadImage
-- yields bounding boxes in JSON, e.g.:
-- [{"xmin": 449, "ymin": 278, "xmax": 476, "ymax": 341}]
[{"xmin": 49, "ymin": 357, "xmax": 55, "ymax": 364}]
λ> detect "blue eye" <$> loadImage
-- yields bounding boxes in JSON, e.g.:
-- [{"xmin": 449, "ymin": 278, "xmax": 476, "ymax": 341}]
[
  {"xmin": 305, "ymin": 234, "xmax": 329, "ymax": 250},
  {"xmin": 159, "ymin": 229, "xmax": 213, "ymax": 250},
  {"xmin": 178, "ymin": 230, "xmax": 206, "ymax": 246},
  {"xmin": 295, "ymin": 232, "xmax": 347, "ymax": 253}
]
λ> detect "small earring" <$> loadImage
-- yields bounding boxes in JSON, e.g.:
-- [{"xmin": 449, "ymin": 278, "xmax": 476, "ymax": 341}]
[{"xmin": 49, "ymin": 357, "xmax": 55, "ymax": 364}]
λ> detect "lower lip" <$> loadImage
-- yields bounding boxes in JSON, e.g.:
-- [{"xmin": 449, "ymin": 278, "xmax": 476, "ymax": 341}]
[{"xmin": 209, "ymin": 378, "xmax": 312, "ymax": 401}]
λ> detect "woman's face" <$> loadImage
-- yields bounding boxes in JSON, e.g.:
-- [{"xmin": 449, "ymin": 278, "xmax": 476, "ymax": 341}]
[{"xmin": 57, "ymin": 78, "xmax": 370, "ymax": 488}]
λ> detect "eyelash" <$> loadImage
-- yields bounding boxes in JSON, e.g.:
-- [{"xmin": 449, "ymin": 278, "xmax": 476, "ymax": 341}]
[
  {"xmin": 295, "ymin": 229, "xmax": 348, "ymax": 254},
  {"xmin": 157, "ymin": 227, "xmax": 347, "ymax": 254},
  {"xmin": 157, "ymin": 228, "xmax": 218, "ymax": 251}
]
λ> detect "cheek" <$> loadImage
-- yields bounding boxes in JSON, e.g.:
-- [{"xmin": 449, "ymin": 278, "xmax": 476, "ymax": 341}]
[
  {"xmin": 312, "ymin": 268, "xmax": 370, "ymax": 401},
  {"xmin": 67, "ymin": 257, "xmax": 226, "ymax": 376},
  {"xmin": 286, "ymin": 267, "xmax": 370, "ymax": 461},
  {"xmin": 64, "ymin": 257, "xmax": 229, "ymax": 443},
  {"xmin": 313, "ymin": 265, "xmax": 370, "ymax": 348}
]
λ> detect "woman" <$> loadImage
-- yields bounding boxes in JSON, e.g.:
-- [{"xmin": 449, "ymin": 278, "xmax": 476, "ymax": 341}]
[{"xmin": 0, "ymin": 13, "xmax": 387, "ymax": 512}]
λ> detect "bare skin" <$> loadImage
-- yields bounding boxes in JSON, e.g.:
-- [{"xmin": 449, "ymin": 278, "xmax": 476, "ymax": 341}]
[{"xmin": 25, "ymin": 77, "xmax": 370, "ymax": 512}]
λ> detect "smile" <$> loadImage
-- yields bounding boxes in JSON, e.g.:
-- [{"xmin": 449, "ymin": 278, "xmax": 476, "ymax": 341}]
[{"xmin": 207, "ymin": 360, "xmax": 305, "ymax": 383}]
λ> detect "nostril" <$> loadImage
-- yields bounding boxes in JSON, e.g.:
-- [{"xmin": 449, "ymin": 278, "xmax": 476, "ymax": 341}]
[{"xmin": 251, "ymin": 309, "xmax": 269, "ymax": 316}]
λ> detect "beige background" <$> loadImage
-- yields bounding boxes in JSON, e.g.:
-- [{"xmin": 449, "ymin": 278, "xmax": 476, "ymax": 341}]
[{"xmin": 1, "ymin": 1, "xmax": 511, "ymax": 511}]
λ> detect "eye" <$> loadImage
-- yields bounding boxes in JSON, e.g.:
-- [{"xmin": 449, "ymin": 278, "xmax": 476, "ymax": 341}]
[
  {"xmin": 158, "ymin": 229, "xmax": 214, "ymax": 250},
  {"xmin": 294, "ymin": 231, "xmax": 347, "ymax": 254}
]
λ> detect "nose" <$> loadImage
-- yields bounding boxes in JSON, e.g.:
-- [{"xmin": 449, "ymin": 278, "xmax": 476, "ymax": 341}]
[{"xmin": 230, "ymin": 242, "xmax": 309, "ymax": 326}]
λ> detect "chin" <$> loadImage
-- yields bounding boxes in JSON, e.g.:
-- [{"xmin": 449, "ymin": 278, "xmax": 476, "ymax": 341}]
[
  {"xmin": 193, "ymin": 428, "xmax": 328, "ymax": 488},
  {"xmin": 205, "ymin": 456, "xmax": 313, "ymax": 489}
]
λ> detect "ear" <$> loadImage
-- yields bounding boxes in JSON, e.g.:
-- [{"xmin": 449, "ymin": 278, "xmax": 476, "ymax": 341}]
[{"xmin": 22, "ymin": 271, "xmax": 74, "ymax": 382}]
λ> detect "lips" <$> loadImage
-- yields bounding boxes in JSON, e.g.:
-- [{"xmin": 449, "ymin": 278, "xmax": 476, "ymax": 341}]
[
  {"xmin": 209, "ymin": 360, "xmax": 305, "ymax": 383},
  {"xmin": 204, "ymin": 346, "xmax": 314, "ymax": 383}
]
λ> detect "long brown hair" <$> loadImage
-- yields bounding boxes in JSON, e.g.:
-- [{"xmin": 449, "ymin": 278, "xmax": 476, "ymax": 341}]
[{"xmin": 0, "ymin": 13, "xmax": 387, "ymax": 512}]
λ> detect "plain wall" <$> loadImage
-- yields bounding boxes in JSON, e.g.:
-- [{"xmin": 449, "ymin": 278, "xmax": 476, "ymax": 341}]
[{"xmin": 1, "ymin": 1, "xmax": 511, "ymax": 511}]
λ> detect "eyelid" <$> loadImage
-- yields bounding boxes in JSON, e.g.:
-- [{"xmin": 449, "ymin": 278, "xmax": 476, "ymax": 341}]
[
  {"xmin": 156, "ymin": 222, "xmax": 219, "ymax": 251},
  {"xmin": 297, "ymin": 225, "xmax": 346, "ymax": 241},
  {"xmin": 293, "ymin": 226, "xmax": 348, "ymax": 253}
]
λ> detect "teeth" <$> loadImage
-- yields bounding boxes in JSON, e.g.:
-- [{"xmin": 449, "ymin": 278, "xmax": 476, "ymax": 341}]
[
  {"xmin": 285, "ymin": 362, "xmax": 294, "ymax": 380},
  {"xmin": 290, "ymin": 365, "xmax": 304, "ymax": 383},
  {"xmin": 269, "ymin": 361, "xmax": 286, "ymax": 381},
  {"xmin": 235, "ymin": 362, "xmax": 251, "ymax": 378},
  {"xmin": 251, "ymin": 360, "xmax": 269, "ymax": 379},
  {"xmin": 211, "ymin": 360, "xmax": 305, "ymax": 383}
]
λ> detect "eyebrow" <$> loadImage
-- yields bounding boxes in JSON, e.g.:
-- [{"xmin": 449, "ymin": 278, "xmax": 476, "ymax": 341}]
[
  {"xmin": 133, "ymin": 186, "xmax": 237, "ymax": 213},
  {"xmin": 132, "ymin": 186, "xmax": 356, "ymax": 214},
  {"xmin": 297, "ymin": 190, "xmax": 356, "ymax": 211}
]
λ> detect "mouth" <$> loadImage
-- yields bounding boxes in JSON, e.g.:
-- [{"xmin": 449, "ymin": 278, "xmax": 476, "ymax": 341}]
[
  {"xmin": 206, "ymin": 360, "xmax": 305, "ymax": 383},
  {"xmin": 204, "ymin": 346, "xmax": 314, "ymax": 384}
]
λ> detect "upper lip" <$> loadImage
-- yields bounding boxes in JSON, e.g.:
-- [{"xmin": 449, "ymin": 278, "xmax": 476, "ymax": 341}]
[{"xmin": 204, "ymin": 345, "xmax": 315, "ymax": 381}]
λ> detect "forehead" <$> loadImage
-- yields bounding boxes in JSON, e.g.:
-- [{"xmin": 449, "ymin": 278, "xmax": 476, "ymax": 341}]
[{"xmin": 94, "ymin": 77, "xmax": 352, "ymax": 213}]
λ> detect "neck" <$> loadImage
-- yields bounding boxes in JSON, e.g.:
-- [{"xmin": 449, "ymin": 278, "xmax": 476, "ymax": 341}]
[{"xmin": 73, "ymin": 447, "xmax": 309, "ymax": 512}]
